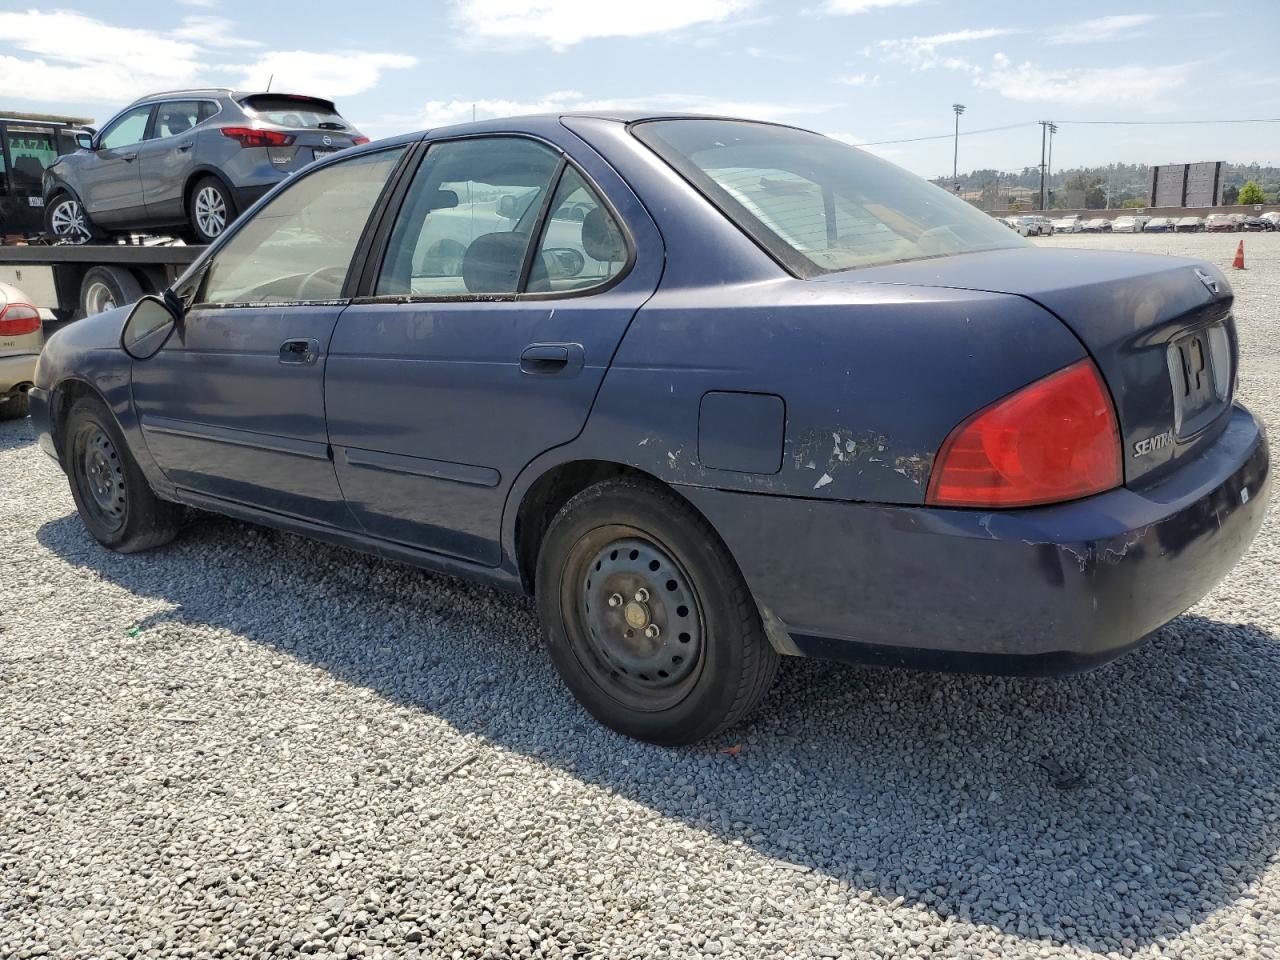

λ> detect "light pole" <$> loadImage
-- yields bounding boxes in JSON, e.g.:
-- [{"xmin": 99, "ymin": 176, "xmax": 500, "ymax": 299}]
[
  {"xmin": 1046, "ymin": 122, "xmax": 1057, "ymax": 207},
  {"xmin": 952, "ymin": 103, "xmax": 965, "ymax": 191}
]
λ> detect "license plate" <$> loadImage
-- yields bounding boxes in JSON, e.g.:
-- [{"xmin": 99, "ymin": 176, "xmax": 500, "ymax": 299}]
[
  {"xmin": 27, "ymin": 196, "xmax": 44, "ymax": 208},
  {"xmin": 312, "ymin": 147, "xmax": 339, "ymax": 160},
  {"xmin": 1168, "ymin": 329, "xmax": 1218, "ymax": 435}
]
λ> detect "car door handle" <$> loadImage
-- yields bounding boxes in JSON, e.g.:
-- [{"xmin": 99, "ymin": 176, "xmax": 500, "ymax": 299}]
[
  {"xmin": 520, "ymin": 342, "xmax": 583, "ymax": 376},
  {"xmin": 279, "ymin": 338, "xmax": 320, "ymax": 365},
  {"xmin": 177, "ymin": 142, "xmax": 193, "ymax": 153},
  {"xmin": 121, "ymin": 153, "xmax": 137, "ymax": 163}
]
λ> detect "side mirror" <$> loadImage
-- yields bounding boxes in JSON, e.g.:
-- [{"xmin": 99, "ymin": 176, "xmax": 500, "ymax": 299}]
[
  {"xmin": 542, "ymin": 248, "xmax": 585, "ymax": 280},
  {"xmin": 497, "ymin": 194, "xmax": 518, "ymax": 218},
  {"xmin": 75, "ymin": 132, "xmax": 95, "ymax": 151},
  {"xmin": 120, "ymin": 295, "xmax": 180, "ymax": 360}
]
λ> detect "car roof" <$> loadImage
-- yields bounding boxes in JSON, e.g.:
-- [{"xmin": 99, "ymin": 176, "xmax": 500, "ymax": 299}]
[{"xmin": 126, "ymin": 88, "xmax": 336, "ymax": 105}]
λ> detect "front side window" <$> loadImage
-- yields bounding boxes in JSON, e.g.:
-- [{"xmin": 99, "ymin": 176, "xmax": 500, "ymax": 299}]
[
  {"xmin": 100, "ymin": 106, "xmax": 153, "ymax": 150},
  {"xmin": 526, "ymin": 167, "xmax": 627, "ymax": 293},
  {"xmin": 376, "ymin": 137, "xmax": 561, "ymax": 297},
  {"xmin": 633, "ymin": 119, "xmax": 1026, "ymax": 277},
  {"xmin": 199, "ymin": 147, "xmax": 404, "ymax": 306},
  {"xmin": 155, "ymin": 101, "xmax": 204, "ymax": 139}
]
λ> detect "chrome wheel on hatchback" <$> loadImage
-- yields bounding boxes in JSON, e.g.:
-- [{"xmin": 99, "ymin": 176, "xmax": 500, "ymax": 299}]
[
  {"xmin": 194, "ymin": 185, "xmax": 228, "ymax": 238},
  {"xmin": 48, "ymin": 198, "xmax": 92, "ymax": 244}
]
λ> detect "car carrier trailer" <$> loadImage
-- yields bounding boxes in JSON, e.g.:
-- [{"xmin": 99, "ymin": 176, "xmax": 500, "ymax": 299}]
[{"xmin": 0, "ymin": 243, "xmax": 202, "ymax": 323}]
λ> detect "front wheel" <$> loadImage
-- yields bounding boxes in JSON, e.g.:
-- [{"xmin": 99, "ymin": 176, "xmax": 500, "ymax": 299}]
[
  {"xmin": 64, "ymin": 396, "xmax": 182, "ymax": 553},
  {"xmin": 44, "ymin": 194, "xmax": 97, "ymax": 244},
  {"xmin": 188, "ymin": 176, "xmax": 237, "ymax": 243},
  {"xmin": 536, "ymin": 478, "xmax": 779, "ymax": 745}
]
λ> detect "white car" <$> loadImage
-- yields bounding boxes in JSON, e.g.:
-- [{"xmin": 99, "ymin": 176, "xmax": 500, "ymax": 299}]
[
  {"xmin": 0, "ymin": 282, "xmax": 44, "ymax": 420},
  {"xmin": 1011, "ymin": 215, "xmax": 1043, "ymax": 237},
  {"xmin": 1052, "ymin": 216, "xmax": 1082, "ymax": 233},
  {"xmin": 1262, "ymin": 211, "xmax": 1280, "ymax": 227},
  {"xmin": 1110, "ymin": 215, "xmax": 1148, "ymax": 234}
]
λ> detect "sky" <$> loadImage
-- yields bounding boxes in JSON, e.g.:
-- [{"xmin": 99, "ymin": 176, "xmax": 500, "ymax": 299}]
[{"xmin": 1, "ymin": 1, "xmax": 1277, "ymax": 177}]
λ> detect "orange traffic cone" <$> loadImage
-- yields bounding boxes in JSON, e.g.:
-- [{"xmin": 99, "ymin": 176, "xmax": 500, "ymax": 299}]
[{"xmin": 1232, "ymin": 240, "xmax": 1246, "ymax": 270}]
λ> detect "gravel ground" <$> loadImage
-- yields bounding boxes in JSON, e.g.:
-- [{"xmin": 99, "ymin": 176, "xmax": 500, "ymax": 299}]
[{"xmin": 2, "ymin": 232, "xmax": 1278, "ymax": 960}]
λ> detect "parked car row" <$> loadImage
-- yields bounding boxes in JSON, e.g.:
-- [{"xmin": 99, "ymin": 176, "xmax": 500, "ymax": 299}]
[
  {"xmin": 1026, "ymin": 211, "xmax": 1279, "ymax": 235},
  {"xmin": 999, "ymin": 215, "xmax": 1054, "ymax": 236},
  {"xmin": 33, "ymin": 88, "xmax": 367, "ymax": 245}
]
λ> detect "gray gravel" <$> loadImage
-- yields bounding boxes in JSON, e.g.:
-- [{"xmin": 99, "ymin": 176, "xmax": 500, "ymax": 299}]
[{"xmin": 2, "ymin": 231, "xmax": 1279, "ymax": 960}]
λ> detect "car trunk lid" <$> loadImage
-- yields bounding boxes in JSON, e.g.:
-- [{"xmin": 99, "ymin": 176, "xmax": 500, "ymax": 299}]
[
  {"xmin": 814, "ymin": 247, "xmax": 1237, "ymax": 487},
  {"xmin": 236, "ymin": 94, "xmax": 365, "ymax": 168}
]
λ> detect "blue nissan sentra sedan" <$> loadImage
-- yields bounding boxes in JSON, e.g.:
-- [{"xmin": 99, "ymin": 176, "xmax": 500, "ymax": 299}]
[{"xmin": 29, "ymin": 114, "xmax": 1270, "ymax": 744}]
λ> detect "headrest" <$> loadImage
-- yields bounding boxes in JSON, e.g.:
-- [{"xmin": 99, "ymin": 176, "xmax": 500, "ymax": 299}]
[
  {"xmin": 461, "ymin": 232, "xmax": 527, "ymax": 294},
  {"xmin": 582, "ymin": 207, "xmax": 625, "ymax": 263}
]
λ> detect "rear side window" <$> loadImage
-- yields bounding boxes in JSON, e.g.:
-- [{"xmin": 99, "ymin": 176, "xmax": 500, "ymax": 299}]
[
  {"xmin": 154, "ymin": 101, "xmax": 207, "ymax": 139},
  {"xmin": 526, "ymin": 167, "xmax": 627, "ymax": 293},
  {"xmin": 199, "ymin": 147, "xmax": 404, "ymax": 306},
  {"xmin": 376, "ymin": 137, "xmax": 562, "ymax": 297},
  {"xmin": 240, "ymin": 96, "xmax": 346, "ymax": 130},
  {"xmin": 634, "ymin": 118, "xmax": 1025, "ymax": 277}
]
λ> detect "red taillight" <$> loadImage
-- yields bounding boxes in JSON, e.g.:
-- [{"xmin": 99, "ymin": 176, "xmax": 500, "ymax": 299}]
[
  {"xmin": 0, "ymin": 303, "xmax": 41, "ymax": 337},
  {"xmin": 220, "ymin": 126, "xmax": 295, "ymax": 148},
  {"xmin": 352, "ymin": 136, "xmax": 370, "ymax": 145},
  {"xmin": 926, "ymin": 359, "xmax": 1122, "ymax": 508}
]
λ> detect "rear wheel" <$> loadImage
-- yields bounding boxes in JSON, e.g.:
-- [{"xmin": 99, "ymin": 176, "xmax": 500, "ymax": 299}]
[
  {"xmin": 536, "ymin": 478, "xmax": 779, "ymax": 745},
  {"xmin": 44, "ymin": 194, "xmax": 97, "ymax": 244},
  {"xmin": 188, "ymin": 176, "xmax": 236, "ymax": 243},
  {"xmin": 79, "ymin": 266, "xmax": 144, "ymax": 318},
  {"xmin": 64, "ymin": 396, "xmax": 181, "ymax": 553},
  {"xmin": 0, "ymin": 392, "xmax": 30, "ymax": 421}
]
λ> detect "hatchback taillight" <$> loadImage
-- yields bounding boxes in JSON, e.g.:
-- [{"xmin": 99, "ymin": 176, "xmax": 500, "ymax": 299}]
[
  {"xmin": 352, "ymin": 136, "xmax": 370, "ymax": 145},
  {"xmin": 926, "ymin": 359, "xmax": 1122, "ymax": 508},
  {"xmin": 0, "ymin": 302, "xmax": 41, "ymax": 337},
  {"xmin": 220, "ymin": 126, "xmax": 295, "ymax": 148}
]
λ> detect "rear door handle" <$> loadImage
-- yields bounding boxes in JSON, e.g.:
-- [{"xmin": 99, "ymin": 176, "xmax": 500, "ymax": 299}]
[
  {"xmin": 520, "ymin": 342, "xmax": 584, "ymax": 376},
  {"xmin": 279, "ymin": 338, "xmax": 320, "ymax": 365},
  {"xmin": 177, "ymin": 141, "xmax": 193, "ymax": 153}
]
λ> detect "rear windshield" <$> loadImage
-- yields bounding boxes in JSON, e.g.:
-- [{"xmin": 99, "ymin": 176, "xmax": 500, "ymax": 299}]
[
  {"xmin": 632, "ymin": 118, "xmax": 1025, "ymax": 277},
  {"xmin": 239, "ymin": 95, "xmax": 346, "ymax": 130}
]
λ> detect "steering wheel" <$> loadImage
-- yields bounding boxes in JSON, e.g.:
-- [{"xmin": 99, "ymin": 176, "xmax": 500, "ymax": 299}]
[{"xmin": 295, "ymin": 264, "xmax": 349, "ymax": 300}]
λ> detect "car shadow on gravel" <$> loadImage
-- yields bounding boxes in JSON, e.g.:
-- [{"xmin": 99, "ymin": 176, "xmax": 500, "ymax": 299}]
[{"xmin": 37, "ymin": 508, "xmax": 1280, "ymax": 954}]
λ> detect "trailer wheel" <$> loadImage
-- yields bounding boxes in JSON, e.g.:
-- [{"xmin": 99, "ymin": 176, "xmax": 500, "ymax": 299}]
[{"xmin": 80, "ymin": 266, "xmax": 144, "ymax": 318}]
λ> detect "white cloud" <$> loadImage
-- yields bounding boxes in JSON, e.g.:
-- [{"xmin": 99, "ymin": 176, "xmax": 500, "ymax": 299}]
[
  {"xmin": 976, "ymin": 59, "xmax": 1194, "ymax": 105},
  {"xmin": 173, "ymin": 15, "xmax": 262, "ymax": 49},
  {"xmin": 227, "ymin": 51, "xmax": 417, "ymax": 98},
  {"xmin": 874, "ymin": 27, "xmax": 1020, "ymax": 72},
  {"xmin": 820, "ymin": 0, "xmax": 922, "ymax": 13},
  {"xmin": 0, "ymin": 10, "xmax": 203, "ymax": 103},
  {"xmin": 836, "ymin": 72, "xmax": 880, "ymax": 87},
  {"xmin": 450, "ymin": 0, "xmax": 755, "ymax": 50},
  {"xmin": 0, "ymin": 9, "xmax": 415, "ymax": 106},
  {"xmin": 383, "ymin": 91, "xmax": 832, "ymax": 135},
  {"xmin": 1045, "ymin": 14, "xmax": 1156, "ymax": 45}
]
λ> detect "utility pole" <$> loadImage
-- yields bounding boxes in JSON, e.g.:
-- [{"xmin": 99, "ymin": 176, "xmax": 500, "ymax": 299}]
[
  {"xmin": 952, "ymin": 104, "xmax": 965, "ymax": 191},
  {"xmin": 1037, "ymin": 120, "xmax": 1051, "ymax": 211},
  {"xmin": 1045, "ymin": 123, "xmax": 1057, "ymax": 208}
]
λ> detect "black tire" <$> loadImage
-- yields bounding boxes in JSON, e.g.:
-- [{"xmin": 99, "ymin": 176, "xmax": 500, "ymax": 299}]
[
  {"xmin": 536, "ymin": 478, "xmax": 779, "ymax": 745},
  {"xmin": 0, "ymin": 392, "xmax": 30, "ymax": 421},
  {"xmin": 63, "ymin": 396, "xmax": 181, "ymax": 553},
  {"xmin": 79, "ymin": 266, "xmax": 144, "ymax": 318},
  {"xmin": 187, "ymin": 176, "xmax": 237, "ymax": 244},
  {"xmin": 44, "ymin": 192, "xmax": 101, "ymax": 245}
]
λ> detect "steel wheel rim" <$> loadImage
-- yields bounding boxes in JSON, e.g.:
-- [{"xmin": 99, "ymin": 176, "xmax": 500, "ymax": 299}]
[
  {"xmin": 564, "ymin": 529, "xmax": 706, "ymax": 712},
  {"xmin": 84, "ymin": 280, "xmax": 116, "ymax": 315},
  {"xmin": 50, "ymin": 199, "xmax": 91, "ymax": 244},
  {"xmin": 78, "ymin": 426, "xmax": 127, "ymax": 530},
  {"xmin": 195, "ymin": 186, "xmax": 227, "ymax": 237}
]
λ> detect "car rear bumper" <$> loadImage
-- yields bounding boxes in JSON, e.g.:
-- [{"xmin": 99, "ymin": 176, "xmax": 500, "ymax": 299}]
[
  {"xmin": 682, "ymin": 405, "xmax": 1269, "ymax": 674},
  {"xmin": 0, "ymin": 352, "xmax": 37, "ymax": 395}
]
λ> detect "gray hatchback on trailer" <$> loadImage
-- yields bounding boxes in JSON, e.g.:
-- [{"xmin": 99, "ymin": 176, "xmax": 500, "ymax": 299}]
[{"xmin": 42, "ymin": 88, "xmax": 367, "ymax": 245}]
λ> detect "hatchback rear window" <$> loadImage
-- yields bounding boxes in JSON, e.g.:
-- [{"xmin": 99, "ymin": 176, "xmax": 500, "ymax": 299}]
[
  {"xmin": 239, "ymin": 96, "xmax": 347, "ymax": 130},
  {"xmin": 633, "ymin": 119, "xmax": 1026, "ymax": 278}
]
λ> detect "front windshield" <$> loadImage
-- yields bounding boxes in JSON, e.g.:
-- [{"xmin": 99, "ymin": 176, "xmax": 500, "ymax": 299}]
[{"xmin": 632, "ymin": 118, "xmax": 1026, "ymax": 277}]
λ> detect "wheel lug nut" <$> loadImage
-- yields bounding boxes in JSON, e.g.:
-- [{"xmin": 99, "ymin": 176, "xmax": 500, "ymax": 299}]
[
  {"xmin": 607, "ymin": 593, "xmax": 623, "ymax": 607},
  {"xmin": 645, "ymin": 624, "xmax": 661, "ymax": 639},
  {"xmin": 634, "ymin": 588, "xmax": 650, "ymax": 603}
]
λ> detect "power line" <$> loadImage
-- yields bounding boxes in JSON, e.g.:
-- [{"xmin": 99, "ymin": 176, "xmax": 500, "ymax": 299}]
[
  {"xmin": 852, "ymin": 116, "xmax": 1280, "ymax": 147},
  {"xmin": 853, "ymin": 121, "xmax": 1037, "ymax": 146}
]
